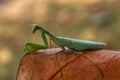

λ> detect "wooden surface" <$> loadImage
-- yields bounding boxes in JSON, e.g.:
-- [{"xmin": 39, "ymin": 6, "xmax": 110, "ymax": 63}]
[{"xmin": 16, "ymin": 48, "xmax": 120, "ymax": 80}]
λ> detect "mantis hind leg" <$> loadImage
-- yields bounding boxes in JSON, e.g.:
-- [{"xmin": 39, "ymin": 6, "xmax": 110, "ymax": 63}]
[
  {"xmin": 72, "ymin": 50, "xmax": 104, "ymax": 77},
  {"xmin": 82, "ymin": 55, "xmax": 103, "ymax": 77}
]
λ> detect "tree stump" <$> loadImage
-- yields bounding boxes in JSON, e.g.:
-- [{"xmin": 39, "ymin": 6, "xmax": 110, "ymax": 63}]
[{"xmin": 16, "ymin": 48, "xmax": 120, "ymax": 80}]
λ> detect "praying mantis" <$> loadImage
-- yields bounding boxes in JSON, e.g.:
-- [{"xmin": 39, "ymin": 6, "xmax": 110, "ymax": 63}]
[{"xmin": 24, "ymin": 24, "xmax": 106, "ymax": 78}]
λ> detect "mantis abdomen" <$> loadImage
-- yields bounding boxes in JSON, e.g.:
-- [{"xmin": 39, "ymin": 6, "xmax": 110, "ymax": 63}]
[{"xmin": 56, "ymin": 37, "xmax": 106, "ymax": 50}]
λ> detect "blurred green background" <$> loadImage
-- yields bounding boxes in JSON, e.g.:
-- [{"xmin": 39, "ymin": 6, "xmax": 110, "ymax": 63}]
[{"xmin": 0, "ymin": 0, "xmax": 120, "ymax": 80}]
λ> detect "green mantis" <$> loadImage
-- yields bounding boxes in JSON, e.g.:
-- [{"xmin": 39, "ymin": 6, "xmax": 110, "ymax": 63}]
[{"xmin": 24, "ymin": 24, "xmax": 106, "ymax": 78}]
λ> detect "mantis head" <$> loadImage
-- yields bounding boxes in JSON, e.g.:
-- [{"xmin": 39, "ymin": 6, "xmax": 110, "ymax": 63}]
[
  {"xmin": 31, "ymin": 24, "xmax": 39, "ymax": 33},
  {"xmin": 30, "ymin": 24, "xmax": 56, "ymax": 39},
  {"xmin": 31, "ymin": 24, "xmax": 45, "ymax": 33}
]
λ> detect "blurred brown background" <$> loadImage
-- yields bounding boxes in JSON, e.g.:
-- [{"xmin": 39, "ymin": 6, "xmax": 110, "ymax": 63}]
[{"xmin": 0, "ymin": 0, "xmax": 120, "ymax": 80}]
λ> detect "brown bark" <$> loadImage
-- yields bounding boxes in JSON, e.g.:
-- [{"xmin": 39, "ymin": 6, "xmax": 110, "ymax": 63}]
[{"xmin": 16, "ymin": 48, "xmax": 120, "ymax": 80}]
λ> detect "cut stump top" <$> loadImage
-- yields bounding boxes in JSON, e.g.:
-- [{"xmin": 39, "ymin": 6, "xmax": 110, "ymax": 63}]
[{"xmin": 16, "ymin": 48, "xmax": 120, "ymax": 80}]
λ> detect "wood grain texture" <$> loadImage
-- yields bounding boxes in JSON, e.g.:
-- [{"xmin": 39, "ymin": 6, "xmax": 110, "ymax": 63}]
[{"xmin": 16, "ymin": 48, "xmax": 120, "ymax": 80}]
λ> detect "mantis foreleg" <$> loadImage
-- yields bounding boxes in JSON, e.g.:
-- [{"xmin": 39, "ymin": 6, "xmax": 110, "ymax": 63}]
[
  {"xmin": 40, "ymin": 31, "xmax": 48, "ymax": 48},
  {"xmin": 24, "ymin": 31, "xmax": 48, "ymax": 52}
]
